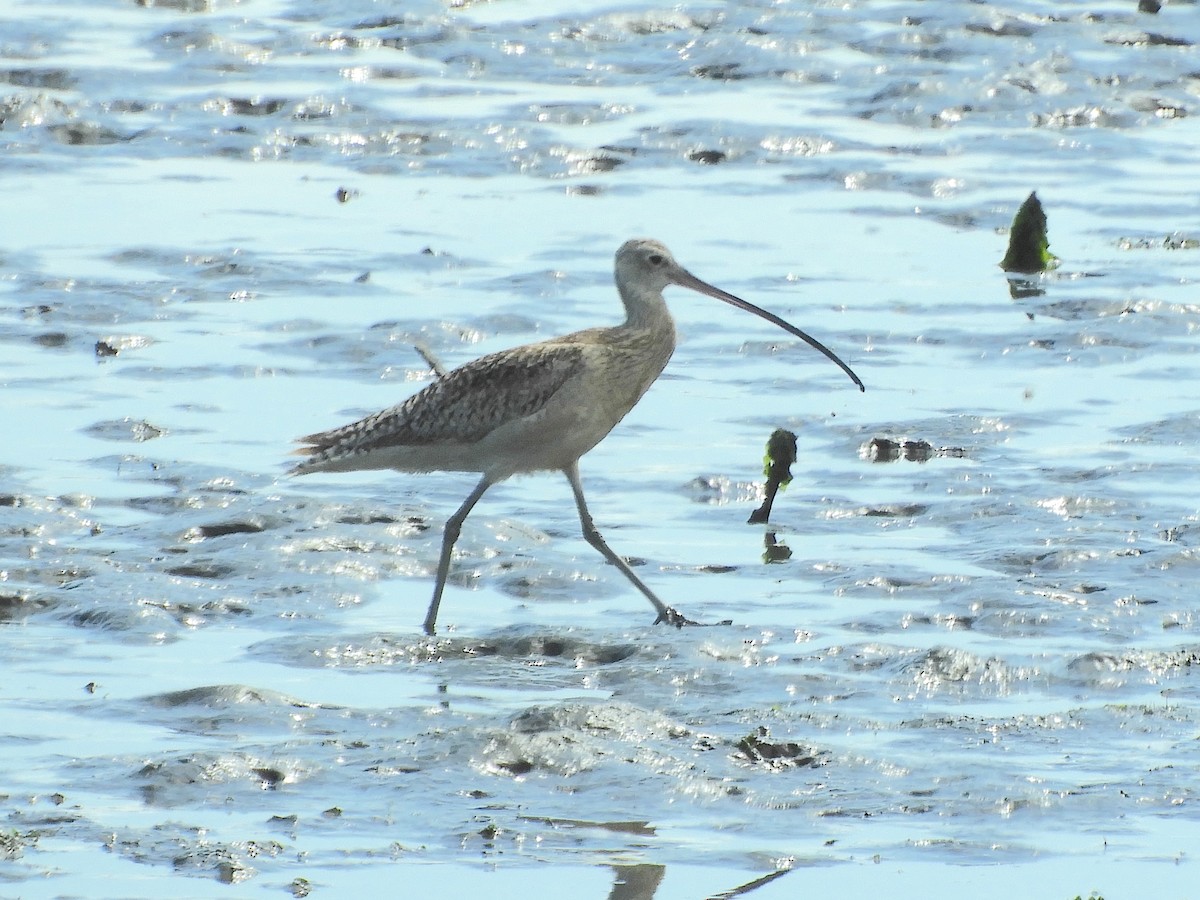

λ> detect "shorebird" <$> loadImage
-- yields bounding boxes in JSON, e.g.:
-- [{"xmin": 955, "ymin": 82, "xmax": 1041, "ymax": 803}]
[{"xmin": 291, "ymin": 238, "xmax": 864, "ymax": 634}]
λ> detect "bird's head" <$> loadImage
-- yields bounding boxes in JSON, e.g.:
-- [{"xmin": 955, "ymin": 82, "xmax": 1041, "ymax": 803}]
[{"xmin": 612, "ymin": 238, "xmax": 865, "ymax": 392}]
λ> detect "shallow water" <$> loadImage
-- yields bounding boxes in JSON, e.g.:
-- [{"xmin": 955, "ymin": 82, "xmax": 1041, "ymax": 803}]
[{"xmin": 3, "ymin": 0, "xmax": 1200, "ymax": 896}]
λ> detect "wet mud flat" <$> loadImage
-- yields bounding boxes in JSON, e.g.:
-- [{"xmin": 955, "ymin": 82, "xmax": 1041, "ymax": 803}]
[{"xmin": 4, "ymin": 0, "xmax": 1200, "ymax": 896}]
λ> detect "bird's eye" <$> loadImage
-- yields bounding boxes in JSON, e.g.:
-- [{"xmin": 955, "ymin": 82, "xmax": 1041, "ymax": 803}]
[{"xmin": 648, "ymin": 253, "xmax": 665, "ymax": 266}]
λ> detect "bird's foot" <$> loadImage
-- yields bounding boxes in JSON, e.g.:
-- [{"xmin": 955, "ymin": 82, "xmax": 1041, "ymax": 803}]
[{"xmin": 654, "ymin": 607, "xmax": 732, "ymax": 628}]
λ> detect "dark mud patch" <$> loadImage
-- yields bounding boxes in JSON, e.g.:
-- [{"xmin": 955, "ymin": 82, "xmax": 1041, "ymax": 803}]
[
  {"xmin": 249, "ymin": 629, "xmax": 642, "ymax": 671},
  {"xmin": 863, "ymin": 437, "xmax": 968, "ymax": 463},
  {"xmin": 732, "ymin": 726, "xmax": 826, "ymax": 770}
]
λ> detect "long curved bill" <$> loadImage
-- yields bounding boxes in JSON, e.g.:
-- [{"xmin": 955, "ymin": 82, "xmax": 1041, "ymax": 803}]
[{"xmin": 674, "ymin": 268, "xmax": 866, "ymax": 392}]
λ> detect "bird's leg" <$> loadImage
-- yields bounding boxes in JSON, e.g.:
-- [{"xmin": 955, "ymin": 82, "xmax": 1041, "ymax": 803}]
[
  {"xmin": 563, "ymin": 463, "xmax": 699, "ymax": 628},
  {"xmin": 424, "ymin": 476, "xmax": 492, "ymax": 635}
]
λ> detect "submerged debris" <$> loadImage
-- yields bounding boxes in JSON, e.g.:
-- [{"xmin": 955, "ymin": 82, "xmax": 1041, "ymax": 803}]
[
  {"xmin": 1000, "ymin": 191, "xmax": 1058, "ymax": 273},
  {"xmin": 748, "ymin": 428, "xmax": 798, "ymax": 524}
]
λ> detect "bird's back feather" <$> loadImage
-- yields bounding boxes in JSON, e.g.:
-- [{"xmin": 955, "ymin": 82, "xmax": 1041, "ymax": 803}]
[{"xmin": 291, "ymin": 341, "xmax": 587, "ymax": 474}]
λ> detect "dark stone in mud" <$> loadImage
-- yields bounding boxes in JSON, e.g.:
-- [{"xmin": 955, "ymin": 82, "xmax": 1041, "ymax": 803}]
[
  {"xmin": 449, "ymin": 633, "xmax": 640, "ymax": 665},
  {"xmin": 48, "ymin": 123, "xmax": 139, "ymax": 145},
  {"xmin": 493, "ymin": 759, "xmax": 534, "ymax": 776},
  {"xmin": 251, "ymin": 767, "xmax": 286, "ymax": 789},
  {"xmin": 733, "ymin": 726, "xmax": 825, "ymax": 769},
  {"xmin": 83, "ymin": 418, "xmax": 167, "ymax": 443},
  {"xmin": 0, "ymin": 829, "xmax": 37, "ymax": 860},
  {"xmin": 691, "ymin": 63, "xmax": 750, "ymax": 81},
  {"xmin": 0, "ymin": 591, "xmax": 49, "ymax": 621},
  {"xmin": 862, "ymin": 503, "xmax": 929, "ymax": 518},
  {"xmin": 33, "ymin": 332, "xmax": 69, "ymax": 348},
  {"xmin": 189, "ymin": 517, "xmax": 268, "ymax": 539},
  {"xmin": 164, "ymin": 561, "xmax": 236, "ymax": 578},
  {"xmin": 865, "ymin": 437, "xmax": 966, "ymax": 463}
]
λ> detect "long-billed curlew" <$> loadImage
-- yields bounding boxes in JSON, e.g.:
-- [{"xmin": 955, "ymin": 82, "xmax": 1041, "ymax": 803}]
[{"xmin": 291, "ymin": 238, "xmax": 864, "ymax": 634}]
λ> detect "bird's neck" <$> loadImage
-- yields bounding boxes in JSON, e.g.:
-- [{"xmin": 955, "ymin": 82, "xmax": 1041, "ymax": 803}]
[
  {"xmin": 611, "ymin": 286, "xmax": 676, "ymax": 394},
  {"xmin": 619, "ymin": 285, "xmax": 673, "ymax": 334}
]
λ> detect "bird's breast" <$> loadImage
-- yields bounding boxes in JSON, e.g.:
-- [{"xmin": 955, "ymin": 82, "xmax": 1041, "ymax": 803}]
[
  {"xmin": 471, "ymin": 325, "xmax": 676, "ymax": 478},
  {"xmin": 587, "ymin": 320, "xmax": 676, "ymax": 411}
]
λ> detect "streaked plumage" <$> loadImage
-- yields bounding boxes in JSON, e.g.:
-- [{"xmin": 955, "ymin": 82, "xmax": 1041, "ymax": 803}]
[
  {"xmin": 292, "ymin": 238, "xmax": 863, "ymax": 633},
  {"xmin": 295, "ymin": 344, "xmax": 591, "ymax": 475}
]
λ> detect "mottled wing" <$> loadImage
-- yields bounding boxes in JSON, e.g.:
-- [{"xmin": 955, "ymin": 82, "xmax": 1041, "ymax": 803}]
[{"xmin": 292, "ymin": 343, "xmax": 586, "ymax": 469}]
